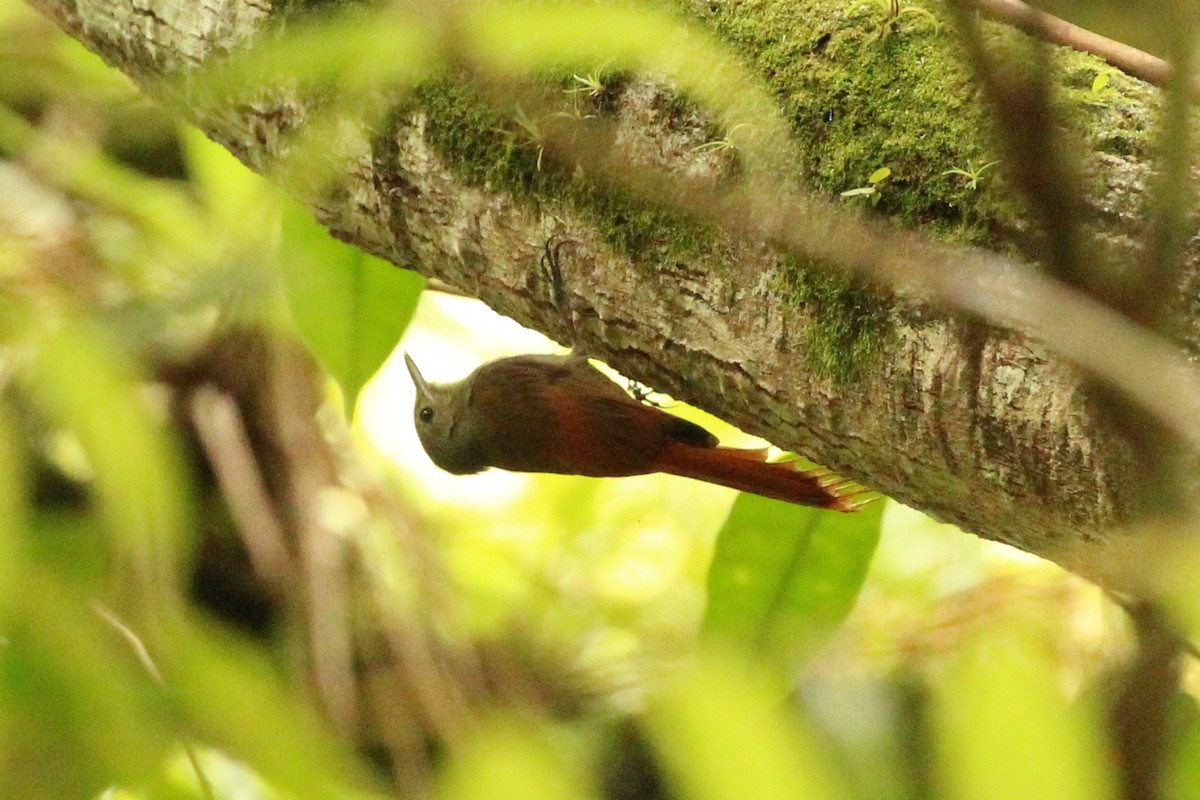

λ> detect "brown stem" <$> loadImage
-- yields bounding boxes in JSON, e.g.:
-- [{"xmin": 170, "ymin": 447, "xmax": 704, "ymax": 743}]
[{"xmin": 961, "ymin": 0, "xmax": 1196, "ymax": 96}]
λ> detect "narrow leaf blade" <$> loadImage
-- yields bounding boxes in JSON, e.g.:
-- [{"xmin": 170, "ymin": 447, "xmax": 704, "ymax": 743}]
[
  {"xmin": 702, "ymin": 494, "xmax": 882, "ymax": 668},
  {"xmin": 278, "ymin": 200, "xmax": 425, "ymax": 415},
  {"xmin": 645, "ymin": 655, "xmax": 852, "ymax": 800},
  {"xmin": 931, "ymin": 627, "xmax": 1117, "ymax": 800}
]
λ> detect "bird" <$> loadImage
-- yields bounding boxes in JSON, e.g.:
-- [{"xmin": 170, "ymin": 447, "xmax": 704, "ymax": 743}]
[{"xmin": 405, "ymin": 352, "xmax": 867, "ymax": 511}]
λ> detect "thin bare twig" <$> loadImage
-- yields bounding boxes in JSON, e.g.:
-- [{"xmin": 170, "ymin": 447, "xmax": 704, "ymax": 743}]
[
  {"xmin": 189, "ymin": 387, "xmax": 292, "ymax": 592},
  {"xmin": 93, "ymin": 602, "xmax": 217, "ymax": 800},
  {"xmin": 271, "ymin": 347, "xmax": 360, "ymax": 739},
  {"xmin": 959, "ymin": 0, "xmax": 1182, "ymax": 91}
]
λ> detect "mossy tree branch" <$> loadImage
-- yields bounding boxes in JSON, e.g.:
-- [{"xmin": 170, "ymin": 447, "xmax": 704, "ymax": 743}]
[{"xmin": 25, "ymin": 0, "xmax": 1199, "ymax": 585}]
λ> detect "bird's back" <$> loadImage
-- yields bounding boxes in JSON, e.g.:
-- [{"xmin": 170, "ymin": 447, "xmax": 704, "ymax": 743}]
[{"xmin": 468, "ymin": 354, "xmax": 715, "ymax": 477}]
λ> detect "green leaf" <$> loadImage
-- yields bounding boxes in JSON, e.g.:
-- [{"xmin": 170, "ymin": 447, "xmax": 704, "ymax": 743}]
[
  {"xmin": 162, "ymin": 617, "xmax": 387, "ymax": 800},
  {"xmin": 868, "ymin": 166, "xmax": 892, "ymax": 184},
  {"xmin": 462, "ymin": 2, "xmax": 795, "ymax": 174},
  {"xmin": 0, "ymin": 575, "xmax": 177, "ymax": 798},
  {"xmin": 187, "ymin": 11, "xmax": 437, "ymax": 104},
  {"xmin": 931, "ymin": 627, "xmax": 1117, "ymax": 800},
  {"xmin": 702, "ymin": 494, "xmax": 882, "ymax": 670},
  {"xmin": 436, "ymin": 716, "xmax": 597, "ymax": 800},
  {"xmin": 1166, "ymin": 694, "xmax": 1200, "ymax": 800},
  {"xmin": 278, "ymin": 200, "xmax": 424, "ymax": 416},
  {"xmin": 0, "ymin": 406, "xmax": 25, "ymax": 620},
  {"xmin": 183, "ymin": 125, "xmax": 278, "ymax": 248},
  {"xmin": 25, "ymin": 319, "xmax": 192, "ymax": 601},
  {"xmin": 645, "ymin": 655, "xmax": 851, "ymax": 800}
]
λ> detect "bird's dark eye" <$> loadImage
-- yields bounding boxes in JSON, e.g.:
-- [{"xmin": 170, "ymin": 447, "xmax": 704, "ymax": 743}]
[{"xmin": 419, "ymin": 406, "xmax": 434, "ymax": 423}]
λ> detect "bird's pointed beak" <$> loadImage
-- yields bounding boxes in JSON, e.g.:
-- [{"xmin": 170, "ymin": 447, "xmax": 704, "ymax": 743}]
[{"xmin": 404, "ymin": 353, "xmax": 432, "ymax": 397}]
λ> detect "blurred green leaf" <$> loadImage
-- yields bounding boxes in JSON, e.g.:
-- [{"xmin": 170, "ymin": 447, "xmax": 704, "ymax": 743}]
[
  {"xmin": 436, "ymin": 716, "xmax": 597, "ymax": 800},
  {"xmin": 0, "ymin": 406, "xmax": 23, "ymax": 791},
  {"xmin": 279, "ymin": 199, "xmax": 424, "ymax": 415},
  {"xmin": 183, "ymin": 125, "xmax": 280, "ymax": 252},
  {"xmin": 0, "ymin": 574, "xmax": 177, "ymax": 798},
  {"xmin": 183, "ymin": 9, "xmax": 438, "ymax": 197},
  {"xmin": 186, "ymin": 9, "xmax": 436, "ymax": 104},
  {"xmin": 24, "ymin": 319, "xmax": 192, "ymax": 608},
  {"xmin": 931, "ymin": 627, "xmax": 1116, "ymax": 800},
  {"xmin": 164, "ymin": 746, "xmax": 281, "ymax": 800},
  {"xmin": 186, "ymin": 1, "xmax": 793, "ymax": 176},
  {"xmin": 1166, "ymin": 694, "xmax": 1200, "ymax": 800},
  {"xmin": 25, "ymin": 511, "xmax": 111, "ymax": 602},
  {"xmin": 702, "ymin": 494, "xmax": 882, "ymax": 670},
  {"xmin": 645, "ymin": 654, "xmax": 851, "ymax": 800},
  {"xmin": 0, "ymin": 406, "xmax": 25, "ymax": 619},
  {"xmin": 0, "ymin": 4, "xmax": 137, "ymax": 110},
  {"xmin": 0, "ymin": 105, "xmax": 205, "ymax": 262},
  {"xmin": 462, "ymin": 1, "xmax": 794, "ymax": 172},
  {"xmin": 161, "ymin": 615, "xmax": 386, "ymax": 800}
]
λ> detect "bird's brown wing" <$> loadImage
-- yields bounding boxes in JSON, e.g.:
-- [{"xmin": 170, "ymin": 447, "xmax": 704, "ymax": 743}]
[{"xmin": 468, "ymin": 355, "xmax": 717, "ymax": 476}]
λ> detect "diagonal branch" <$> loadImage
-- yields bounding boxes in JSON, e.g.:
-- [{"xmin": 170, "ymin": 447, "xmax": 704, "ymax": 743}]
[
  {"xmin": 961, "ymin": 0, "xmax": 1185, "ymax": 94},
  {"xmin": 22, "ymin": 0, "xmax": 1200, "ymax": 587}
]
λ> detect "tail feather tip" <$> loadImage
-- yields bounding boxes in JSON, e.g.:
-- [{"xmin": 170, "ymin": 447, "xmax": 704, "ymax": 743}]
[{"xmin": 829, "ymin": 491, "xmax": 882, "ymax": 513}]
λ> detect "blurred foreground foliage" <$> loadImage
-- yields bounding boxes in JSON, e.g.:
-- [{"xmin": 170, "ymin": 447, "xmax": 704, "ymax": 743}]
[{"xmin": 1, "ymin": 1, "xmax": 1200, "ymax": 799}]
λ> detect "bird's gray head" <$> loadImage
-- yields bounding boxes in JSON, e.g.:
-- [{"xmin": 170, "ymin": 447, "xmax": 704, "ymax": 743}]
[{"xmin": 405, "ymin": 353, "xmax": 486, "ymax": 475}]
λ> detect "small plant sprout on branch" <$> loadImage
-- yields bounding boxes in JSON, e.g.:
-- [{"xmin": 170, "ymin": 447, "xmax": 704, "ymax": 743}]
[
  {"xmin": 692, "ymin": 123, "xmax": 754, "ymax": 155},
  {"xmin": 840, "ymin": 166, "xmax": 892, "ymax": 206},
  {"xmin": 873, "ymin": 0, "xmax": 942, "ymax": 39},
  {"xmin": 564, "ymin": 61, "xmax": 611, "ymax": 107},
  {"xmin": 942, "ymin": 160, "xmax": 999, "ymax": 191},
  {"xmin": 1080, "ymin": 70, "xmax": 1119, "ymax": 106}
]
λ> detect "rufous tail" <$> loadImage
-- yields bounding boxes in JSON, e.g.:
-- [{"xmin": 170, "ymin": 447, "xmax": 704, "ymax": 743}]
[{"xmin": 654, "ymin": 442, "xmax": 870, "ymax": 512}]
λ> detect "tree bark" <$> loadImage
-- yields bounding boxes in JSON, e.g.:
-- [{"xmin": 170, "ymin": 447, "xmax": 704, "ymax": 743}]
[{"xmin": 25, "ymin": 0, "xmax": 1195, "ymax": 585}]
